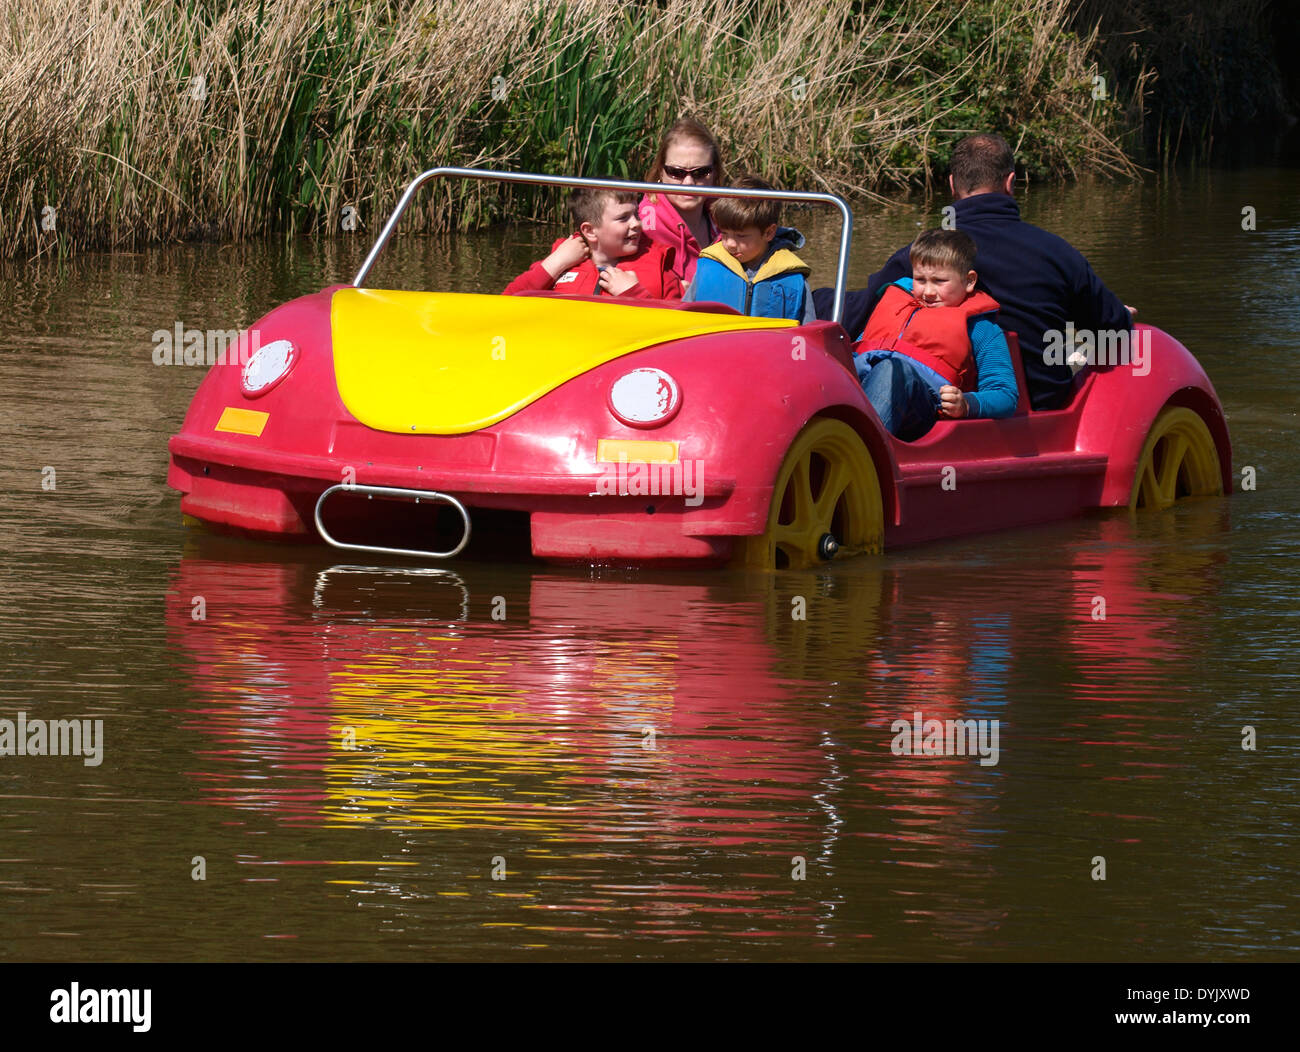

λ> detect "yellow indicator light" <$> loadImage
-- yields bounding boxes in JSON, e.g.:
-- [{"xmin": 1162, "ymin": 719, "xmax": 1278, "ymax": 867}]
[
  {"xmin": 597, "ymin": 439, "xmax": 679, "ymax": 464},
  {"xmin": 215, "ymin": 407, "xmax": 270, "ymax": 436}
]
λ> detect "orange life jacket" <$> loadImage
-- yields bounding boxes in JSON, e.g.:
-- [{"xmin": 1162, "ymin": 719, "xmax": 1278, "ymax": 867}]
[{"xmin": 859, "ymin": 283, "xmax": 1000, "ymax": 390}]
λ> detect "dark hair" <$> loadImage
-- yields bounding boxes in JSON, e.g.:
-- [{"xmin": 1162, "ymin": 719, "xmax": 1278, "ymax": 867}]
[
  {"xmin": 710, "ymin": 175, "xmax": 780, "ymax": 231},
  {"xmin": 645, "ymin": 117, "xmax": 726, "ymax": 186},
  {"xmin": 568, "ymin": 187, "xmax": 639, "ymax": 229},
  {"xmin": 949, "ymin": 134, "xmax": 1015, "ymax": 196},
  {"xmin": 909, "ymin": 228, "xmax": 978, "ymax": 274}
]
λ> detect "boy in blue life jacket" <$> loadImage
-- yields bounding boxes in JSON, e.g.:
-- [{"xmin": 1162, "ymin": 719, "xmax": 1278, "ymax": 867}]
[
  {"xmin": 683, "ymin": 176, "xmax": 816, "ymax": 322},
  {"xmin": 855, "ymin": 228, "xmax": 1018, "ymax": 441}
]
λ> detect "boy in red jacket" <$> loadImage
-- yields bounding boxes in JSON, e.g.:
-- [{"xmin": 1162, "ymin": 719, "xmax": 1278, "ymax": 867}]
[
  {"xmin": 504, "ymin": 188, "xmax": 683, "ymax": 300},
  {"xmin": 855, "ymin": 229, "xmax": 1018, "ymax": 440}
]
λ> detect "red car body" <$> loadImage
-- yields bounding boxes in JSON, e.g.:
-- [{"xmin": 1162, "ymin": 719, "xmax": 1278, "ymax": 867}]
[{"xmin": 168, "ymin": 172, "xmax": 1230, "ymax": 569}]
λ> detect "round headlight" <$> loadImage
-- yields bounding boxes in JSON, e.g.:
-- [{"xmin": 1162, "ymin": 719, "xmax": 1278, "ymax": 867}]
[
  {"xmin": 608, "ymin": 368, "xmax": 681, "ymax": 428},
  {"xmin": 241, "ymin": 339, "xmax": 298, "ymax": 397}
]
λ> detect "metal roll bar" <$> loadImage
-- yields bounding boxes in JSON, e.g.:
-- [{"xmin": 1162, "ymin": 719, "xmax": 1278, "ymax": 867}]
[{"xmin": 351, "ymin": 167, "xmax": 854, "ymax": 324}]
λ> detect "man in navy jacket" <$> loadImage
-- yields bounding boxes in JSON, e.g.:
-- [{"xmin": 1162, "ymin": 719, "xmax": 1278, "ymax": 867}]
[{"xmin": 817, "ymin": 134, "xmax": 1132, "ymax": 411}]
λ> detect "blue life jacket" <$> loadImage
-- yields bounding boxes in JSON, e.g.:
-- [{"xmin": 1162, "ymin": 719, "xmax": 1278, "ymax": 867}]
[{"xmin": 692, "ymin": 228, "xmax": 810, "ymax": 320}]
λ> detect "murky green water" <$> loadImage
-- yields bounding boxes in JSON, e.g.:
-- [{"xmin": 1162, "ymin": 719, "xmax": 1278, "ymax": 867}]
[{"xmin": 0, "ymin": 168, "xmax": 1296, "ymax": 961}]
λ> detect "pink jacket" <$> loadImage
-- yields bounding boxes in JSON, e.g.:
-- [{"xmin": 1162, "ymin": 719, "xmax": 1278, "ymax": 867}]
[{"xmin": 638, "ymin": 193, "xmax": 718, "ymax": 284}]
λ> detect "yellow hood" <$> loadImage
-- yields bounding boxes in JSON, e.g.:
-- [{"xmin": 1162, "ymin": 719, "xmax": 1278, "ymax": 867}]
[{"xmin": 330, "ymin": 289, "xmax": 794, "ymax": 434}]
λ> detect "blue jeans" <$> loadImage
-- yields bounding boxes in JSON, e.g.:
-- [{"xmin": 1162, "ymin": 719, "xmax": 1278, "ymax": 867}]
[{"xmin": 855, "ymin": 352, "xmax": 941, "ymax": 441}]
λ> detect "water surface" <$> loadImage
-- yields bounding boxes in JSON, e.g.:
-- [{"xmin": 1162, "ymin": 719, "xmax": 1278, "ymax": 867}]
[{"xmin": 0, "ymin": 168, "xmax": 1296, "ymax": 961}]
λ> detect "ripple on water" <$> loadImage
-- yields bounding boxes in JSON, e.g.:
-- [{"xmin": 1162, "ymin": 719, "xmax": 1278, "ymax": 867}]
[{"xmin": 2, "ymin": 173, "xmax": 1298, "ymax": 959}]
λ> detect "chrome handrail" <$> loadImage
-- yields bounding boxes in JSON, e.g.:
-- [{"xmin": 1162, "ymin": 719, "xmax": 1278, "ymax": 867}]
[
  {"xmin": 351, "ymin": 167, "xmax": 854, "ymax": 324},
  {"xmin": 314, "ymin": 484, "xmax": 472, "ymax": 560}
]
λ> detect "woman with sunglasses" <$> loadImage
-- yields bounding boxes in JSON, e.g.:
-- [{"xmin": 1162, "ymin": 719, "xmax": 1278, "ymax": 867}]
[{"xmin": 638, "ymin": 118, "xmax": 726, "ymax": 284}]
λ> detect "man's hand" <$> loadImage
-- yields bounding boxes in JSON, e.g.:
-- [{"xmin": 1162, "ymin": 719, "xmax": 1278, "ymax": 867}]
[
  {"xmin": 938, "ymin": 385, "xmax": 969, "ymax": 419},
  {"xmin": 599, "ymin": 266, "xmax": 639, "ymax": 295},
  {"xmin": 1124, "ymin": 304, "xmax": 1138, "ymax": 319},
  {"xmin": 541, "ymin": 234, "xmax": 590, "ymax": 279}
]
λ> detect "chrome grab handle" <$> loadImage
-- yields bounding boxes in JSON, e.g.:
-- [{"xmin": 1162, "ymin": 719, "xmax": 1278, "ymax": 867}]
[{"xmin": 313, "ymin": 484, "xmax": 472, "ymax": 560}]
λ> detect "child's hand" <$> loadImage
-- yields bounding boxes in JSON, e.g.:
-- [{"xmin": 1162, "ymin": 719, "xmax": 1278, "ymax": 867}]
[
  {"xmin": 541, "ymin": 234, "xmax": 590, "ymax": 279},
  {"xmin": 599, "ymin": 266, "xmax": 639, "ymax": 295},
  {"xmin": 938, "ymin": 385, "xmax": 968, "ymax": 419}
]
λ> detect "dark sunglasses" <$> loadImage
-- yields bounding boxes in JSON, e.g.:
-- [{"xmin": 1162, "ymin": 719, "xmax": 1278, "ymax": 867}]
[{"xmin": 662, "ymin": 164, "xmax": 714, "ymax": 181}]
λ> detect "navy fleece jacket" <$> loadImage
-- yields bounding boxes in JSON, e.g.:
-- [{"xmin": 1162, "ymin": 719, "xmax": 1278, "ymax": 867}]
[{"xmin": 815, "ymin": 193, "xmax": 1132, "ymax": 410}]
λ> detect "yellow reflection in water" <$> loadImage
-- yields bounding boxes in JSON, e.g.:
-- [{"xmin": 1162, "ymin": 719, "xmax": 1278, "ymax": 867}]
[{"xmin": 320, "ymin": 622, "xmax": 679, "ymax": 831}]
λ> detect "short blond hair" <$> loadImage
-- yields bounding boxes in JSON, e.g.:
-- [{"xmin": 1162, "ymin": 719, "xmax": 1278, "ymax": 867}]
[{"xmin": 909, "ymin": 228, "xmax": 977, "ymax": 274}]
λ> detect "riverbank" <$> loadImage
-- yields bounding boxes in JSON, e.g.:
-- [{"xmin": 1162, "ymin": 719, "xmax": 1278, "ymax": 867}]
[{"xmin": 0, "ymin": 0, "xmax": 1195, "ymax": 258}]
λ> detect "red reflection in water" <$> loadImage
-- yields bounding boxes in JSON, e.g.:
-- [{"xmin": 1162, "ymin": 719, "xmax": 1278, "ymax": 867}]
[{"xmin": 164, "ymin": 507, "xmax": 1226, "ymax": 949}]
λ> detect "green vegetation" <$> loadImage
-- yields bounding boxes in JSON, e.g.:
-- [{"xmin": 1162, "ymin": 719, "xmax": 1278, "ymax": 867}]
[
  {"xmin": 1073, "ymin": 0, "xmax": 1291, "ymax": 163},
  {"xmin": 0, "ymin": 0, "xmax": 1145, "ymax": 258}
]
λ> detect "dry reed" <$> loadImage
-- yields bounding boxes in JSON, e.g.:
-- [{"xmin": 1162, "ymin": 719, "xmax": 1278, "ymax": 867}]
[{"xmin": 0, "ymin": 0, "xmax": 1135, "ymax": 259}]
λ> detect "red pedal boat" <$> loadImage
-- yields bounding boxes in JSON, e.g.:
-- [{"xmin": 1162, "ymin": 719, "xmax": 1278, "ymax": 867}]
[{"xmin": 167, "ymin": 169, "xmax": 1230, "ymax": 568}]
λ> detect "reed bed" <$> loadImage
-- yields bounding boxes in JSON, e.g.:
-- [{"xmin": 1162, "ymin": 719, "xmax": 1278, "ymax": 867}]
[{"xmin": 0, "ymin": 0, "xmax": 1133, "ymax": 258}]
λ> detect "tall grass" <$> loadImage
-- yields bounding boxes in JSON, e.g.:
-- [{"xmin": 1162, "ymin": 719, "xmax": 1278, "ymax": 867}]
[{"xmin": 0, "ymin": 0, "xmax": 1134, "ymax": 259}]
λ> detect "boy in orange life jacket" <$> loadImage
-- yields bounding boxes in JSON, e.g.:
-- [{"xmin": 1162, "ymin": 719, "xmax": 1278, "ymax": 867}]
[
  {"xmin": 504, "ymin": 188, "xmax": 683, "ymax": 300},
  {"xmin": 855, "ymin": 229, "xmax": 1018, "ymax": 441}
]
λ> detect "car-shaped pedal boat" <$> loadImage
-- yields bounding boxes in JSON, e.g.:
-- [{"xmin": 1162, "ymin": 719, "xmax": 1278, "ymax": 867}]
[{"xmin": 167, "ymin": 168, "xmax": 1231, "ymax": 569}]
